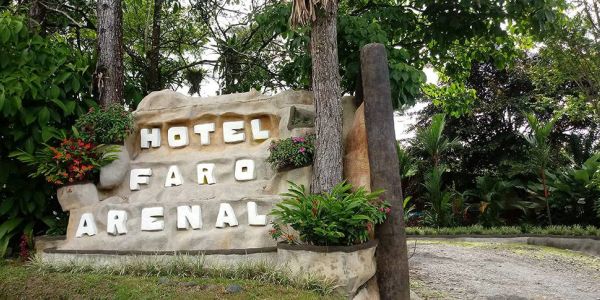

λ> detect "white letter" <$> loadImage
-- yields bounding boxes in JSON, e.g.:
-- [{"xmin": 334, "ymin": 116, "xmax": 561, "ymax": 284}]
[
  {"xmin": 165, "ymin": 165, "xmax": 183, "ymax": 187},
  {"xmin": 167, "ymin": 126, "xmax": 189, "ymax": 148},
  {"xmin": 215, "ymin": 203, "xmax": 238, "ymax": 228},
  {"xmin": 250, "ymin": 119, "xmax": 269, "ymax": 140},
  {"xmin": 141, "ymin": 207, "xmax": 164, "ymax": 231},
  {"xmin": 107, "ymin": 210, "xmax": 128, "ymax": 235},
  {"xmin": 247, "ymin": 202, "xmax": 267, "ymax": 226},
  {"xmin": 235, "ymin": 159, "xmax": 255, "ymax": 181},
  {"xmin": 193, "ymin": 123, "xmax": 215, "ymax": 145},
  {"xmin": 177, "ymin": 205, "xmax": 202, "ymax": 229},
  {"xmin": 197, "ymin": 163, "xmax": 216, "ymax": 185},
  {"xmin": 130, "ymin": 168, "xmax": 152, "ymax": 190},
  {"xmin": 75, "ymin": 213, "xmax": 97, "ymax": 237},
  {"xmin": 223, "ymin": 121, "xmax": 245, "ymax": 143},
  {"xmin": 141, "ymin": 128, "xmax": 161, "ymax": 148}
]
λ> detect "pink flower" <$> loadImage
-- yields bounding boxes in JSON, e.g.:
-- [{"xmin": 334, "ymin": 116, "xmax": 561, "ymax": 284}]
[
  {"xmin": 299, "ymin": 147, "xmax": 306, "ymax": 153},
  {"xmin": 385, "ymin": 207, "xmax": 391, "ymax": 214},
  {"xmin": 292, "ymin": 137, "xmax": 305, "ymax": 143}
]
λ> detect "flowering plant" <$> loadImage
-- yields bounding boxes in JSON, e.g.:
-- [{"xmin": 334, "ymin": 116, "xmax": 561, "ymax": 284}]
[
  {"xmin": 74, "ymin": 104, "xmax": 134, "ymax": 144},
  {"xmin": 266, "ymin": 134, "xmax": 315, "ymax": 170},
  {"xmin": 11, "ymin": 138, "xmax": 118, "ymax": 185},
  {"xmin": 269, "ymin": 181, "xmax": 390, "ymax": 246}
]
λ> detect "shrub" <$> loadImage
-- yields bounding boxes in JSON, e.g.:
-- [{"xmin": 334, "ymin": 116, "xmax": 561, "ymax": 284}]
[
  {"xmin": 74, "ymin": 104, "xmax": 134, "ymax": 144},
  {"xmin": 269, "ymin": 181, "xmax": 390, "ymax": 246},
  {"xmin": 266, "ymin": 135, "xmax": 315, "ymax": 170},
  {"xmin": 405, "ymin": 225, "xmax": 600, "ymax": 236},
  {"xmin": 10, "ymin": 138, "xmax": 118, "ymax": 185}
]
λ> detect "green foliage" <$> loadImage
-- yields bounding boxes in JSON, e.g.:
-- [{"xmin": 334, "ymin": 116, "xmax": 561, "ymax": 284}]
[
  {"xmin": 218, "ymin": 0, "xmax": 567, "ymax": 109},
  {"xmin": 10, "ymin": 139, "xmax": 118, "ymax": 186},
  {"xmin": 524, "ymin": 113, "xmax": 558, "ymax": 171},
  {"xmin": 422, "ymin": 165, "xmax": 453, "ymax": 227},
  {"xmin": 123, "ymin": 0, "xmax": 209, "ymax": 102},
  {"xmin": 406, "ymin": 224, "xmax": 600, "ymax": 236},
  {"xmin": 422, "ymin": 82, "xmax": 477, "ymax": 117},
  {"xmin": 42, "ymin": 211, "xmax": 69, "ymax": 236},
  {"xmin": 521, "ymin": 113, "xmax": 558, "ymax": 224},
  {"xmin": 266, "ymin": 135, "xmax": 315, "ymax": 170},
  {"xmin": 270, "ymin": 182, "xmax": 389, "ymax": 246},
  {"xmin": 403, "ymin": 196, "xmax": 416, "ymax": 224},
  {"xmin": 542, "ymin": 153, "xmax": 600, "ymax": 224},
  {"xmin": 466, "ymin": 176, "xmax": 533, "ymax": 227},
  {"xmin": 74, "ymin": 104, "xmax": 134, "ymax": 144},
  {"xmin": 0, "ymin": 13, "xmax": 94, "ymax": 257},
  {"xmin": 397, "ymin": 144, "xmax": 417, "ymax": 180},
  {"xmin": 413, "ymin": 114, "xmax": 458, "ymax": 167},
  {"xmin": 411, "ymin": 113, "xmax": 460, "ymax": 227}
]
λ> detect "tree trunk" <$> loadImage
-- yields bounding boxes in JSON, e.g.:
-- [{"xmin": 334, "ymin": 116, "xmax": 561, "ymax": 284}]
[
  {"xmin": 541, "ymin": 168, "xmax": 553, "ymax": 225},
  {"xmin": 27, "ymin": 0, "xmax": 46, "ymax": 33},
  {"xmin": 361, "ymin": 43, "xmax": 411, "ymax": 300},
  {"xmin": 96, "ymin": 0, "xmax": 124, "ymax": 107},
  {"xmin": 309, "ymin": 3, "xmax": 343, "ymax": 194},
  {"xmin": 146, "ymin": 0, "xmax": 163, "ymax": 92}
]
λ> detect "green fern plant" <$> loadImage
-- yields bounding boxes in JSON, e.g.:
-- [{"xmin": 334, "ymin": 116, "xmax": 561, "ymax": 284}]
[{"xmin": 269, "ymin": 181, "xmax": 389, "ymax": 246}]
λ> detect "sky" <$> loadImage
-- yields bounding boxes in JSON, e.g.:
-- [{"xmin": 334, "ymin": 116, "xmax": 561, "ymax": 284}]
[
  {"xmin": 175, "ymin": 0, "xmax": 441, "ymax": 142},
  {"xmin": 177, "ymin": 65, "xmax": 437, "ymax": 142}
]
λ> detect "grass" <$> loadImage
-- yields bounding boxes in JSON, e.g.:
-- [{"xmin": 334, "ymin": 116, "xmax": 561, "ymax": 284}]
[
  {"xmin": 414, "ymin": 239, "xmax": 600, "ymax": 270},
  {"xmin": 406, "ymin": 225, "xmax": 600, "ymax": 237},
  {"xmin": 410, "ymin": 277, "xmax": 448, "ymax": 299},
  {"xmin": 0, "ymin": 257, "xmax": 342, "ymax": 300}
]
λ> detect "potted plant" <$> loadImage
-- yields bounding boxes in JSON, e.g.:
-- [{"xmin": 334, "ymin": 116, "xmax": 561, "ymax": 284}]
[
  {"xmin": 266, "ymin": 134, "xmax": 315, "ymax": 171},
  {"xmin": 11, "ymin": 138, "xmax": 118, "ymax": 211},
  {"xmin": 74, "ymin": 104, "xmax": 134, "ymax": 189},
  {"xmin": 269, "ymin": 181, "xmax": 390, "ymax": 297}
]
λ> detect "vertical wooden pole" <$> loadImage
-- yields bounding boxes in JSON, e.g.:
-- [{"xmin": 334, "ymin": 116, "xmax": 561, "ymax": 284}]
[
  {"xmin": 96, "ymin": 0, "xmax": 124, "ymax": 107},
  {"xmin": 360, "ymin": 43, "xmax": 410, "ymax": 300}
]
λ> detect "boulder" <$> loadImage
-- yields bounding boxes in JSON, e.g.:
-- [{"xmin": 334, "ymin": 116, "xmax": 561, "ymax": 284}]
[
  {"xmin": 98, "ymin": 145, "xmax": 130, "ymax": 190},
  {"xmin": 57, "ymin": 183, "xmax": 99, "ymax": 212}
]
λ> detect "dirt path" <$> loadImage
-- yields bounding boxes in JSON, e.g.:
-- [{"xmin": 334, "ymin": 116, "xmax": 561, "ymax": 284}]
[{"xmin": 408, "ymin": 240, "xmax": 600, "ymax": 300}]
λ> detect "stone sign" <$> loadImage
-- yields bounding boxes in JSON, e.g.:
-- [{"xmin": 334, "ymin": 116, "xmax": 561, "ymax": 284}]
[{"xmin": 55, "ymin": 89, "xmax": 317, "ymax": 252}]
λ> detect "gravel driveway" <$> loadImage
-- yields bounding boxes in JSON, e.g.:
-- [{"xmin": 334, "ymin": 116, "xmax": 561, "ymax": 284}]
[{"xmin": 408, "ymin": 239, "xmax": 600, "ymax": 300}]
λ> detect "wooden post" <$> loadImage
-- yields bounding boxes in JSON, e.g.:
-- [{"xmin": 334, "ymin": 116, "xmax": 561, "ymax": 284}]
[{"xmin": 360, "ymin": 43, "xmax": 410, "ymax": 300}]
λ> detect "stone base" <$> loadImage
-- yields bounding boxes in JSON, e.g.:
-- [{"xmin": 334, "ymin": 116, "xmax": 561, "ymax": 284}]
[
  {"xmin": 276, "ymin": 240, "xmax": 378, "ymax": 298},
  {"xmin": 353, "ymin": 276, "xmax": 380, "ymax": 300}
]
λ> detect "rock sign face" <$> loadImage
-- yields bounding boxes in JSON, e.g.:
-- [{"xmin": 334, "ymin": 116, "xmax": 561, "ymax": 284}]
[{"xmin": 58, "ymin": 90, "xmax": 323, "ymax": 252}]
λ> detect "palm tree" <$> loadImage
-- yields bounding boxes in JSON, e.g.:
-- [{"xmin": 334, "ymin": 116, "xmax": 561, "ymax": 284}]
[
  {"xmin": 413, "ymin": 114, "xmax": 458, "ymax": 227},
  {"xmin": 423, "ymin": 165, "xmax": 453, "ymax": 226},
  {"xmin": 290, "ymin": 0, "xmax": 343, "ymax": 194},
  {"xmin": 524, "ymin": 113, "xmax": 558, "ymax": 225},
  {"xmin": 414, "ymin": 114, "xmax": 458, "ymax": 167}
]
